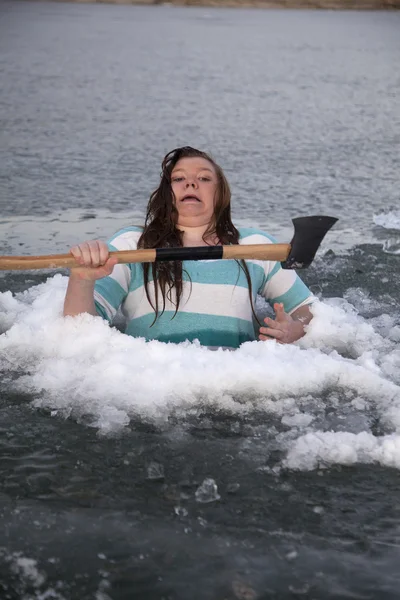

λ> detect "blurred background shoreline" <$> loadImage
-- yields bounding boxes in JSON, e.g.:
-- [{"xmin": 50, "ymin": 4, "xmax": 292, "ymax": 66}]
[{"xmin": 20, "ymin": 0, "xmax": 400, "ymax": 10}]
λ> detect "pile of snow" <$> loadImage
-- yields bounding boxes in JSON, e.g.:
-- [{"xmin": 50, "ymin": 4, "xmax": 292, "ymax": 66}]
[{"xmin": 1, "ymin": 274, "xmax": 399, "ymax": 472}]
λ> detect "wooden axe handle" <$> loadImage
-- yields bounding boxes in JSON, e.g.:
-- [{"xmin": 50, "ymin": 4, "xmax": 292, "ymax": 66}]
[{"xmin": 0, "ymin": 244, "xmax": 291, "ymax": 271}]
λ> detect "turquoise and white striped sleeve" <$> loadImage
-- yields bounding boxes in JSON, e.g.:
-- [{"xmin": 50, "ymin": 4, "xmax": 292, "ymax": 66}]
[
  {"xmin": 94, "ymin": 261, "xmax": 130, "ymax": 322},
  {"xmin": 261, "ymin": 260, "xmax": 314, "ymax": 314},
  {"xmin": 239, "ymin": 227, "xmax": 315, "ymax": 315},
  {"xmin": 93, "ymin": 228, "xmax": 140, "ymax": 322}
]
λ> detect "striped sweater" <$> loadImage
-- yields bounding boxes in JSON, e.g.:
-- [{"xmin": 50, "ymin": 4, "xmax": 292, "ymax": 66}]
[{"xmin": 94, "ymin": 227, "xmax": 314, "ymax": 349}]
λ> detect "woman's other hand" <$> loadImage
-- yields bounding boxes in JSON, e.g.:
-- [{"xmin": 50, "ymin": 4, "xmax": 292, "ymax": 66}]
[
  {"xmin": 69, "ymin": 240, "xmax": 118, "ymax": 281},
  {"xmin": 259, "ymin": 303, "xmax": 309, "ymax": 344}
]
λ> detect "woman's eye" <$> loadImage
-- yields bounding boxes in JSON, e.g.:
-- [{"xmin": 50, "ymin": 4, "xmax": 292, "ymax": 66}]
[
  {"xmin": 199, "ymin": 177, "xmax": 211, "ymax": 182},
  {"xmin": 172, "ymin": 177, "xmax": 184, "ymax": 182}
]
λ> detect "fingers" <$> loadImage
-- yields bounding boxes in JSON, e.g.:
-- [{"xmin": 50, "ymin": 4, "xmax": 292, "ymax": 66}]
[
  {"xmin": 260, "ymin": 306, "xmax": 288, "ymax": 342},
  {"xmin": 70, "ymin": 240, "xmax": 110, "ymax": 268},
  {"xmin": 261, "ymin": 306, "xmax": 288, "ymax": 330},
  {"xmin": 273, "ymin": 302, "xmax": 287, "ymax": 321},
  {"xmin": 259, "ymin": 326, "xmax": 284, "ymax": 342},
  {"xmin": 80, "ymin": 241, "xmax": 102, "ymax": 267},
  {"xmin": 260, "ymin": 307, "xmax": 304, "ymax": 344},
  {"xmin": 70, "ymin": 244, "xmax": 83, "ymax": 264},
  {"xmin": 263, "ymin": 316, "xmax": 284, "ymax": 330},
  {"xmin": 98, "ymin": 256, "xmax": 118, "ymax": 277}
]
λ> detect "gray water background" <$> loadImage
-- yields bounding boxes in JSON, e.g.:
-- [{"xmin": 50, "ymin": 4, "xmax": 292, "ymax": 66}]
[
  {"xmin": 1, "ymin": 1, "xmax": 399, "ymax": 246},
  {"xmin": 1, "ymin": 2, "xmax": 400, "ymax": 599}
]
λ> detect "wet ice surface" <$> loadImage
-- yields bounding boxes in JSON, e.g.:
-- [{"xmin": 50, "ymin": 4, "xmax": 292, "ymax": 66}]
[
  {"xmin": 374, "ymin": 210, "xmax": 400, "ymax": 232},
  {"xmin": 373, "ymin": 210, "xmax": 400, "ymax": 256}
]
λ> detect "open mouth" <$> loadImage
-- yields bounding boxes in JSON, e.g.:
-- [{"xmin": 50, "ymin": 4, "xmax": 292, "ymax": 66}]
[{"xmin": 181, "ymin": 194, "xmax": 201, "ymax": 202}]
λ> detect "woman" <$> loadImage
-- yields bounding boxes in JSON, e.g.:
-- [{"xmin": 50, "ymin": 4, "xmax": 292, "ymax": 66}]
[{"xmin": 63, "ymin": 146, "xmax": 314, "ymax": 349}]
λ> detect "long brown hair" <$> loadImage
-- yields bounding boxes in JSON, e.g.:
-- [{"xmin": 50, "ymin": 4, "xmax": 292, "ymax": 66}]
[{"xmin": 137, "ymin": 146, "xmax": 259, "ymax": 325}]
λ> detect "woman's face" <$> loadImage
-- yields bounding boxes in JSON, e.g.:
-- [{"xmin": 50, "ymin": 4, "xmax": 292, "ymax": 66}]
[{"xmin": 171, "ymin": 157, "xmax": 218, "ymax": 227}]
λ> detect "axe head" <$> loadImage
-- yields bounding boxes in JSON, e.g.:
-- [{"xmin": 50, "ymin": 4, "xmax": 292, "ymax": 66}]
[{"xmin": 282, "ymin": 215, "xmax": 338, "ymax": 269}]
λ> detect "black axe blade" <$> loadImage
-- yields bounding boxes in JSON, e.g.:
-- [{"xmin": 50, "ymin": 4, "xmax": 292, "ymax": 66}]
[{"xmin": 282, "ymin": 215, "xmax": 338, "ymax": 269}]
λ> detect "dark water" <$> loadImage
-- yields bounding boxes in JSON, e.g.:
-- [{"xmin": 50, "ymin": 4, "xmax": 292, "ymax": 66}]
[{"xmin": 1, "ymin": 2, "xmax": 400, "ymax": 599}]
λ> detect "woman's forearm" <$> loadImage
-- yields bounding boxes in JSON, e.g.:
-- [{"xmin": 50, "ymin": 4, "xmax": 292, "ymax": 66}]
[{"xmin": 63, "ymin": 275, "xmax": 97, "ymax": 317}]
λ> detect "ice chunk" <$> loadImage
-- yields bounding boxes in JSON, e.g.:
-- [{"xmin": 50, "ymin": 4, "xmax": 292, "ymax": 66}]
[
  {"xmin": 146, "ymin": 461, "xmax": 165, "ymax": 481},
  {"xmin": 195, "ymin": 478, "xmax": 220, "ymax": 503}
]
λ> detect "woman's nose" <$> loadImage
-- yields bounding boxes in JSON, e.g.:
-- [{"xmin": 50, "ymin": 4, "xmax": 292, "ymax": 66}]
[{"xmin": 185, "ymin": 179, "xmax": 198, "ymax": 189}]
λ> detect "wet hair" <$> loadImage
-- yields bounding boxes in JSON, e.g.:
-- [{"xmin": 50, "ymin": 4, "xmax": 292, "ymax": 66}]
[{"xmin": 137, "ymin": 146, "xmax": 259, "ymax": 325}]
